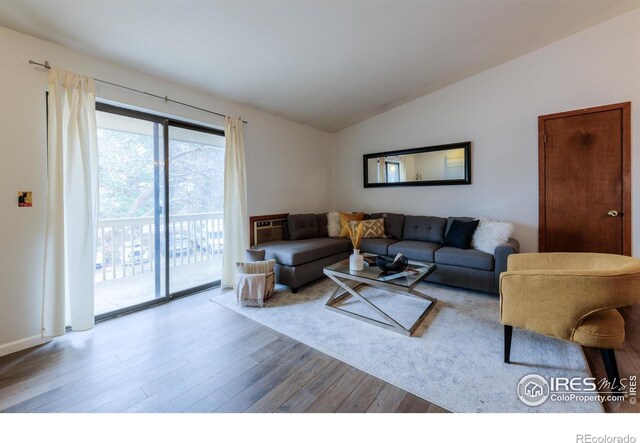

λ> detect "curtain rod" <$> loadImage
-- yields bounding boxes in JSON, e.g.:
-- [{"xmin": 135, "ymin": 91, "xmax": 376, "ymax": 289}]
[{"xmin": 28, "ymin": 60, "xmax": 247, "ymax": 124}]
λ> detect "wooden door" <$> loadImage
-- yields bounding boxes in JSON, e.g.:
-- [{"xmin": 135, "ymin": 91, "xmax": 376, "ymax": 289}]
[{"xmin": 539, "ymin": 102, "xmax": 631, "ymax": 255}]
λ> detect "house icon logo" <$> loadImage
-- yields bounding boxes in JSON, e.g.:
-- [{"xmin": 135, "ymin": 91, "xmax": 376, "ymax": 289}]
[
  {"xmin": 525, "ymin": 381, "xmax": 543, "ymax": 397},
  {"xmin": 517, "ymin": 374, "xmax": 550, "ymax": 406}
]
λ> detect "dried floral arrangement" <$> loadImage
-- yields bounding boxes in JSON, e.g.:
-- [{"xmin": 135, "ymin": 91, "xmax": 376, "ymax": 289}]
[{"xmin": 345, "ymin": 222, "xmax": 365, "ymax": 250}]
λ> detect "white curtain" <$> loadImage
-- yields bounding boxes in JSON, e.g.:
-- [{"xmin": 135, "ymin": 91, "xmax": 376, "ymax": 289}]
[
  {"xmin": 399, "ymin": 158, "xmax": 407, "ymax": 181},
  {"xmin": 221, "ymin": 116, "xmax": 249, "ymax": 288},
  {"xmin": 42, "ymin": 68, "xmax": 98, "ymax": 338},
  {"xmin": 377, "ymin": 158, "xmax": 386, "ymax": 183}
]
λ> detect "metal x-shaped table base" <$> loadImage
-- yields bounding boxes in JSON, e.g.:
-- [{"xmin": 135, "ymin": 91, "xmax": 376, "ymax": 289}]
[{"xmin": 324, "ymin": 273, "xmax": 437, "ymax": 336}]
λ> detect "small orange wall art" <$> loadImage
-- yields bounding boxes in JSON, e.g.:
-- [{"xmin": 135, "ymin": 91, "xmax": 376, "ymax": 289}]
[{"xmin": 18, "ymin": 191, "xmax": 32, "ymax": 207}]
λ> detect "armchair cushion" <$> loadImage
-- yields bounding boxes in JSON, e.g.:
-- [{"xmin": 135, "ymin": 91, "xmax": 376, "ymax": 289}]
[{"xmin": 572, "ymin": 309, "xmax": 625, "ymax": 349}]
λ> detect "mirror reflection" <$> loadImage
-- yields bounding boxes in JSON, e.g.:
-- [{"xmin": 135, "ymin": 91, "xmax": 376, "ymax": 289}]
[{"xmin": 363, "ymin": 142, "xmax": 471, "ymax": 187}]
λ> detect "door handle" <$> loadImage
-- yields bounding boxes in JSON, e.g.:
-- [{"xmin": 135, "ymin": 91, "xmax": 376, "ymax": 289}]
[{"xmin": 607, "ymin": 210, "xmax": 619, "ymax": 217}]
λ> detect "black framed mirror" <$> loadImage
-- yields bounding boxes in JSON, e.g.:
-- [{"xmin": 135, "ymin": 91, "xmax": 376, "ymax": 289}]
[{"xmin": 363, "ymin": 141, "xmax": 471, "ymax": 187}]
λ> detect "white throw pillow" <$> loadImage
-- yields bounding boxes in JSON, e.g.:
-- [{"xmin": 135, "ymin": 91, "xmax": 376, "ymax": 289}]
[
  {"xmin": 327, "ymin": 212, "xmax": 341, "ymax": 237},
  {"xmin": 472, "ymin": 219, "xmax": 514, "ymax": 255}
]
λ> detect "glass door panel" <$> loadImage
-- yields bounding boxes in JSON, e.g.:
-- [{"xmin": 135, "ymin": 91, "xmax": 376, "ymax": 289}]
[
  {"xmin": 95, "ymin": 110, "xmax": 166, "ymax": 316},
  {"xmin": 168, "ymin": 125, "xmax": 225, "ymax": 294}
]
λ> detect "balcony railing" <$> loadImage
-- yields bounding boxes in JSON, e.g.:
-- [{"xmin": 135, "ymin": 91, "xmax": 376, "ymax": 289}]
[{"xmin": 96, "ymin": 212, "xmax": 223, "ymax": 283}]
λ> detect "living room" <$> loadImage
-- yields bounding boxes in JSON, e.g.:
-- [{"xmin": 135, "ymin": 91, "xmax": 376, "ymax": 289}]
[{"xmin": 1, "ymin": 0, "xmax": 639, "ymax": 440}]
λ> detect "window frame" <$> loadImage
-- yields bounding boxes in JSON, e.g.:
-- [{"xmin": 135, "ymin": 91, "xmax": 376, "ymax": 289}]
[
  {"xmin": 95, "ymin": 102, "xmax": 225, "ymax": 321},
  {"xmin": 385, "ymin": 161, "xmax": 401, "ymax": 183}
]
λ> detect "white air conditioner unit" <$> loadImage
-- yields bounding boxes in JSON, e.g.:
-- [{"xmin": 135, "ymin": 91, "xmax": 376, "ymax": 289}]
[{"xmin": 253, "ymin": 218, "xmax": 286, "ymax": 246}]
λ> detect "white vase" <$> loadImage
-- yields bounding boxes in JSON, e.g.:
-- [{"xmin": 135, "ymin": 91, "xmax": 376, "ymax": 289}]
[{"xmin": 349, "ymin": 249, "xmax": 364, "ymax": 271}]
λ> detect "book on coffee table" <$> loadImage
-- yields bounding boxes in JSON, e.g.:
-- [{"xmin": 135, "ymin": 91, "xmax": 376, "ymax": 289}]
[{"xmin": 363, "ymin": 255, "xmax": 377, "ymax": 267}]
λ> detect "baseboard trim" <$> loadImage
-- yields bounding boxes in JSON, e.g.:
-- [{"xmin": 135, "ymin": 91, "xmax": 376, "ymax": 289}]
[{"xmin": 0, "ymin": 335, "xmax": 51, "ymax": 358}]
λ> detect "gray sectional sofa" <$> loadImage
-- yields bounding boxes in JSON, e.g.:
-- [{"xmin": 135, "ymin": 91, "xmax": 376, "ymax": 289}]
[{"xmin": 255, "ymin": 212, "xmax": 519, "ymax": 294}]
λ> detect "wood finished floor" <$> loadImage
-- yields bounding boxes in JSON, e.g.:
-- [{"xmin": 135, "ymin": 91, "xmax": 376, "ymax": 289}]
[
  {"xmin": 0, "ymin": 290, "xmax": 447, "ymax": 413},
  {"xmin": 1, "ymin": 290, "xmax": 638, "ymax": 413},
  {"xmin": 584, "ymin": 305, "xmax": 640, "ymax": 413}
]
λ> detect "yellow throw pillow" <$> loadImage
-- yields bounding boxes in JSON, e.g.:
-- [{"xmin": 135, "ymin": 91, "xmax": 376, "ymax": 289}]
[
  {"xmin": 339, "ymin": 212, "xmax": 365, "ymax": 237},
  {"xmin": 351, "ymin": 218, "xmax": 385, "ymax": 239}
]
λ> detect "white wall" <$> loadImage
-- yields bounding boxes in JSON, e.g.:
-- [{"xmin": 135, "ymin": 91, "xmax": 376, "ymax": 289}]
[
  {"xmin": 333, "ymin": 9, "xmax": 640, "ymax": 256},
  {"xmin": 0, "ymin": 26, "xmax": 333, "ymax": 354}
]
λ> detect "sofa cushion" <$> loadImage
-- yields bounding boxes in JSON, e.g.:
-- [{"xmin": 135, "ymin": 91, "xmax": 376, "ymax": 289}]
[
  {"xmin": 259, "ymin": 238, "xmax": 351, "ymax": 266},
  {"xmin": 327, "ymin": 212, "xmax": 341, "ymax": 237},
  {"xmin": 472, "ymin": 218, "xmax": 514, "ymax": 255},
  {"xmin": 388, "ymin": 240, "xmax": 441, "ymax": 262},
  {"xmin": 339, "ymin": 212, "xmax": 365, "ymax": 237},
  {"xmin": 287, "ymin": 214, "xmax": 320, "ymax": 240},
  {"xmin": 435, "ymin": 246, "xmax": 495, "ymax": 271},
  {"xmin": 316, "ymin": 213, "xmax": 329, "ymax": 238},
  {"xmin": 370, "ymin": 212, "xmax": 405, "ymax": 240},
  {"xmin": 402, "ymin": 216, "xmax": 446, "ymax": 243},
  {"xmin": 443, "ymin": 219, "xmax": 479, "ymax": 249},
  {"xmin": 350, "ymin": 218, "xmax": 385, "ymax": 238},
  {"xmin": 445, "ymin": 216, "xmax": 475, "ymax": 236},
  {"xmin": 360, "ymin": 238, "xmax": 399, "ymax": 255}
]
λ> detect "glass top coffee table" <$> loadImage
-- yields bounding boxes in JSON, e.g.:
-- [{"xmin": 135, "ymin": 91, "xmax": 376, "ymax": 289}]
[{"xmin": 323, "ymin": 258, "xmax": 437, "ymax": 336}]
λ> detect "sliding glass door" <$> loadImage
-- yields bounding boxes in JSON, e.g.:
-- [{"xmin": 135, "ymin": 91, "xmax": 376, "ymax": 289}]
[
  {"xmin": 94, "ymin": 104, "xmax": 224, "ymax": 318},
  {"xmin": 168, "ymin": 124, "xmax": 225, "ymax": 294}
]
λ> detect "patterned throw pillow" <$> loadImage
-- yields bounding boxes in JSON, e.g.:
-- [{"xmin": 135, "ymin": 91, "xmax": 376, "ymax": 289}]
[
  {"xmin": 338, "ymin": 212, "xmax": 365, "ymax": 237},
  {"xmin": 350, "ymin": 218, "xmax": 385, "ymax": 239}
]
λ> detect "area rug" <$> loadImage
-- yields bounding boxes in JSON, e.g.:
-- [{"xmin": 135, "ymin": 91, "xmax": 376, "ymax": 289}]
[{"xmin": 210, "ymin": 279, "xmax": 603, "ymax": 413}]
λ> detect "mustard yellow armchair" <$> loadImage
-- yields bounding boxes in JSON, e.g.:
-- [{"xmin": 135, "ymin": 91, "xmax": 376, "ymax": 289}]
[{"xmin": 500, "ymin": 253, "xmax": 640, "ymax": 385}]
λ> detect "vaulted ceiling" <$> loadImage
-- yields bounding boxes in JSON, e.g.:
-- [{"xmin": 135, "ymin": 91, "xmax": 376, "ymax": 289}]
[{"xmin": 0, "ymin": 1, "xmax": 637, "ymax": 132}]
